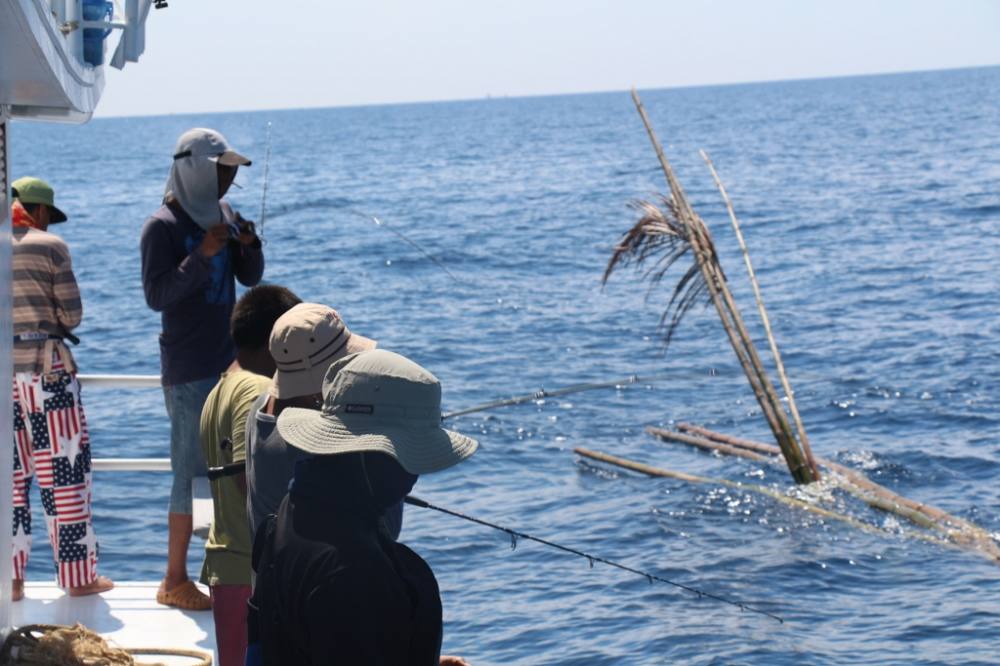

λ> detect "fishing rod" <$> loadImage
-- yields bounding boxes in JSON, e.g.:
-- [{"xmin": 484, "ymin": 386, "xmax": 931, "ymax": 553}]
[
  {"xmin": 442, "ymin": 371, "xmax": 673, "ymax": 420},
  {"xmin": 258, "ymin": 121, "xmax": 272, "ymax": 240},
  {"xmin": 404, "ymin": 494, "xmax": 783, "ymax": 623},
  {"xmin": 200, "ymin": 466, "xmax": 784, "ymax": 621},
  {"xmin": 370, "ymin": 214, "xmax": 462, "ymax": 283}
]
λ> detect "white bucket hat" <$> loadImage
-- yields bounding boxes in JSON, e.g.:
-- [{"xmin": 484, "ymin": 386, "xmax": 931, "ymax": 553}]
[
  {"xmin": 269, "ymin": 303, "xmax": 376, "ymax": 399},
  {"xmin": 276, "ymin": 350, "xmax": 478, "ymax": 475}
]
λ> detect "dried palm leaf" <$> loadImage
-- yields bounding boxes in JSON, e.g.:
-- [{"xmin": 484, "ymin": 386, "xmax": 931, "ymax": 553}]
[{"xmin": 604, "ymin": 196, "xmax": 724, "ymax": 349}]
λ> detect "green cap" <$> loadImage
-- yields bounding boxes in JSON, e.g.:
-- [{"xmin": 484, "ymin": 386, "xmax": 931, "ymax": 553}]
[{"xmin": 11, "ymin": 177, "xmax": 68, "ymax": 223}]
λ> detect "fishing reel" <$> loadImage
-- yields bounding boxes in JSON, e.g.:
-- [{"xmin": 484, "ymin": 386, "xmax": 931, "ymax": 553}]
[{"xmin": 154, "ymin": 0, "xmax": 168, "ymax": 8}]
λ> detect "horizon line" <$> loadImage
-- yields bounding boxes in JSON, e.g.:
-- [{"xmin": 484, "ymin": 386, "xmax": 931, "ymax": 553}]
[{"xmin": 95, "ymin": 62, "xmax": 999, "ymax": 121}]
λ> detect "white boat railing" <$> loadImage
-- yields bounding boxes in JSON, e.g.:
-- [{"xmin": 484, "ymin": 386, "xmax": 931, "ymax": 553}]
[
  {"xmin": 92, "ymin": 457, "xmax": 170, "ymax": 471},
  {"xmin": 80, "ymin": 375, "xmax": 176, "ymax": 472},
  {"xmin": 79, "ymin": 374, "xmax": 160, "ymax": 388}
]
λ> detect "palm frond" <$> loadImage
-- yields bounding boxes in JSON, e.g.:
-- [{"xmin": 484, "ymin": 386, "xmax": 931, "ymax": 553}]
[{"xmin": 604, "ymin": 196, "xmax": 722, "ymax": 349}]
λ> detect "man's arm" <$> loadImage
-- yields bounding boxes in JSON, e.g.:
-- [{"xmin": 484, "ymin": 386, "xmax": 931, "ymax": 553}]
[
  {"xmin": 51, "ymin": 241, "xmax": 82, "ymax": 331},
  {"xmin": 139, "ymin": 217, "xmax": 220, "ymax": 312}
]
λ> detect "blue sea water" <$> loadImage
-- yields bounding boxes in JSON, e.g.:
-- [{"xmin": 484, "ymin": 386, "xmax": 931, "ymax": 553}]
[{"xmin": 10, "ymin": 66, "xmax": 1000, "ymax": 664}]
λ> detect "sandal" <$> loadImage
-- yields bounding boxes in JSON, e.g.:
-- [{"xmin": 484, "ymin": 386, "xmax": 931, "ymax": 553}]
[{"xmin": 156, "ymin": 580, "xmax": 211, "ymax": 611}]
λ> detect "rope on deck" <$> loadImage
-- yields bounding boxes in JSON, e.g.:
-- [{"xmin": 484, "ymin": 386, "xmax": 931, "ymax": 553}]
[{"xmin": 0, "ymin": 623, "xmax": 212, "ymax": 665}]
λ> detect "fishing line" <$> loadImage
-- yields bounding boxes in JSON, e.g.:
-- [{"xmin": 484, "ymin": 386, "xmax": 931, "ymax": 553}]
[
  {"xmin": 369, "ymin": 214, "xmax": 462, "ymax": 283},
  {"xmin": 442, "ymin": 366, "xmax": 855, "ymax": 421},
  {"xmin": 404, "ymin": 494, "xmax": 783, "ymax": 623},
  {"xmin": 442, "ymin": 371, "xmax": 673, "ymax": 420}
]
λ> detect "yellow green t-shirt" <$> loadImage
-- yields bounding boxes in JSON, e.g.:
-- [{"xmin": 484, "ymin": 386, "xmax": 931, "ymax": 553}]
[{"xmin": 199, "ymin": 368, "xmax": 271, "ymax": 586}]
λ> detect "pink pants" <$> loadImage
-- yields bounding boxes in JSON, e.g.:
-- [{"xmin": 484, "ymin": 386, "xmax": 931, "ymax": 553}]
[
  {"xmin": 211, "ymin": 584, "xmax": 252, "ymax": 666},
  {"xmin": 11, "ymin": 352, "xmax": 98, "ymax": 589}
]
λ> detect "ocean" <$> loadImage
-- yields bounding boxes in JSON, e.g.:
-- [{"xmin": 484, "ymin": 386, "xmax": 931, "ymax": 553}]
[{"xmin": 10, "ymin": 65, "xmax": 1000, "ymax": 664}]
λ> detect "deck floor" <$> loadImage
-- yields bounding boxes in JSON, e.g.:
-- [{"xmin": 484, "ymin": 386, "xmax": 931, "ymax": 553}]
[{"xmin": 11, "ymin": 581, "xmax": 216, "ymax": 664}]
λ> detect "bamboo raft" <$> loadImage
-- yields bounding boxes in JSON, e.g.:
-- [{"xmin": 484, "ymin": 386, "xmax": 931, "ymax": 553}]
[{"xmin": 594, "ymin": 90, "xmax": 1000, "ymax": 565}]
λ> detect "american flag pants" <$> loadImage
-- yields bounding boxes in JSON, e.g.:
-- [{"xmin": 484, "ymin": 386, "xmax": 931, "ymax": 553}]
[{"xmin": 11, "ymin": 351, "xmax": 99, "ymax": 588}]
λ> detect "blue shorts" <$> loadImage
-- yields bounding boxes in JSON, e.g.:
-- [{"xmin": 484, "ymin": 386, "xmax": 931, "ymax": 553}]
[{"xmin": 163, "ymin": 377, "xmax": 216, "ymax": 514}]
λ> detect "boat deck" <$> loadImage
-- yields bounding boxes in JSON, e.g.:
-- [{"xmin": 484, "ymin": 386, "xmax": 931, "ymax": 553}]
[{"xmin": 12, "ymin": 581, "xmax": 216, "ymax": 664}]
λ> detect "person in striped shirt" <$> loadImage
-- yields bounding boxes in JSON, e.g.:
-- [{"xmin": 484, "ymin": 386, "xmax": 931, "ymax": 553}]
[{"xmin": 9, "ymin": 177, "xmax": 113, "ymax": 601}]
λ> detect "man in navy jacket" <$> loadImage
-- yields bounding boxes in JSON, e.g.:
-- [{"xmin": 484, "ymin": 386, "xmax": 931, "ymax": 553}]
[{"xmin": 140, "ymin": 128, "xmax": 264, "ymax": 610}]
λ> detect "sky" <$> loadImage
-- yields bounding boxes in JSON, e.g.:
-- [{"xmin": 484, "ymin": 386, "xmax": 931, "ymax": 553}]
[{"xmin": 98, "ymin": 0, "xmax": 1000, "ymax": 117}]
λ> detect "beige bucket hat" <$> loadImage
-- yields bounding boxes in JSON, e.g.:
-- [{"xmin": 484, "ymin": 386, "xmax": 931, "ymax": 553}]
[
  {"xmin": 269, "ymin": 303, "xmax": 376, "ymax": 399},
  {"xmin": 276, "ymin": 350, "xmax": 478, "ymax": 475}
]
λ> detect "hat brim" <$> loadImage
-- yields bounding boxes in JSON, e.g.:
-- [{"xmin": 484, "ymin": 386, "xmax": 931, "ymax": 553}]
[
  {"xmin": 215, "ymin": 150, "xmax": 252, "ymax": 167},
  {"xmin": 349, "ymin": 333, "xmax": 377, "ymax": 353},
  {"xmin": 270, "ymin": 335, "xmax": 378, "ymax": 399},
  {"xmin": 276, "ymin": 407, "xmax": 478, "ymax": 475},
  {"xmin": 48, "ymin": 205, "xmax": 68, "ymax": 224}
]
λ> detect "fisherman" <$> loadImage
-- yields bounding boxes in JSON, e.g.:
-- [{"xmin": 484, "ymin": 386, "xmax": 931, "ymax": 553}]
[
  {"xmin": 199, "ymin": 284, "xmax": 300, "ymax": 666},
  {"xmin": 9, "ymin": 177, "xmax": 114, "ymax": 600},
  {"xmin": 247, "ymin": 350, "xmax": 475, "ymax": 666},
  {"xmin": 140, "ymin": 128, "xmax": 264, "ymax": 610},
  {"xmin": 245, "ymin": 303, "xmax": 377, "ymax": 537}
]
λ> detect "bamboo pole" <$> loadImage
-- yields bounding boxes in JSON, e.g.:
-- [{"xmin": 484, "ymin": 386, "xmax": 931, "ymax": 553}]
[
  {"xmin": 677, "ymin": 423, "xmax": 779, "ymax": 455},
  {"xmin": 690, "ymin": 219, "xmax": 811, "ymax": 480},
  {"xmin": 574, "ymin": 448, "xmax": 952, "ymax": 543},
  {"xmin": 577, "ymin": 448, "xmax": 707, "ymax": 483},
  {"xmin": 651, "ymin": 427, "xmax": 940, "ymax": 530},
  {"xmin": 629, "ymin": 89, "xmax": 816, "ymax": 484},
  {"xmin": 646, "ymin": 427, "xmax": 771, "ymax": 463},
  {"xmin": 667, "ymin": 424, "xmax": 1000, "ymax": 560},
  {"xmin": 677, "ymin": 423, "xmax": 951, "ymax": 522},
  {"xmin": 575, "ymin": 447, "xmax": 997, "ymax": 562},
  {"xmin": 628, "ymin": 93, "xmax": 767, "ymax": 424},
  {"xmin": 700, "ymin": 151, "xmax": 820, "ymax": 479},
  {"xmin": 628, "ymin": 91, "xmax": 782, "ymax": 445}
]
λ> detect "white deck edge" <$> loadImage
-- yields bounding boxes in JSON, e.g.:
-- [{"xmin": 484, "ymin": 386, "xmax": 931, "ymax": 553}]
[{"xmin": 13, "ymin": 581, "xmax": 216, "ymax": 664}]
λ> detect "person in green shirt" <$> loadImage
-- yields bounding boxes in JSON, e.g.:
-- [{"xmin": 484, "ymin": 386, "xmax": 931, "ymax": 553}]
[{"xmin": 199, "ymin": 284, "xmax": 301, "ymax": 666}]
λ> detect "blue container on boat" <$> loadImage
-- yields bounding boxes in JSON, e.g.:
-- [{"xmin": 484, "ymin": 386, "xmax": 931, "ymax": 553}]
[{"xmin": 81, "ymin": 0, "xmax": 113, "ymax": 67}]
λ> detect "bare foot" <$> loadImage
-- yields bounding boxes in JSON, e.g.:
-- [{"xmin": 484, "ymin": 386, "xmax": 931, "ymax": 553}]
[
  {"xmin": 68, "ymin": 575, "xmax": 114, "ymax": 597},
  {"xmin": 12, "ymin": 579, "xmax": 24, "ymax": 602}
]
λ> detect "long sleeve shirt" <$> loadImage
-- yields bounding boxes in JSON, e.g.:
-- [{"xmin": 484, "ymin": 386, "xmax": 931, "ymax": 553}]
[
  {"xmin": 12, "ymin": 225, "xmax": 82, "ymax": 374},
  {"xmin": 140, "ymin": 200, "xmax": 264, "ymax": 386},
  {"xmin": 250, "ymin": 493, "xmax": 443, "ymax": 666}
]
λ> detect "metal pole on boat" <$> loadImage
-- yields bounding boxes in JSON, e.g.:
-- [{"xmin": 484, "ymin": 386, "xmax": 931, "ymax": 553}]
[
  {"xmin": 65, "ymin": 0, "xmax": 83, "ymax": 65},
  {"xmin": 0, "ymin": 106, "xmax": 14, "ymax": 637}
]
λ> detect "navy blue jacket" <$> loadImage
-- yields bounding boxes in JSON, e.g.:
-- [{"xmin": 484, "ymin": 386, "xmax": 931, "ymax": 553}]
[{"xmin": 140, "ymin": 201, "xmax": 264, "ymax": 386}]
